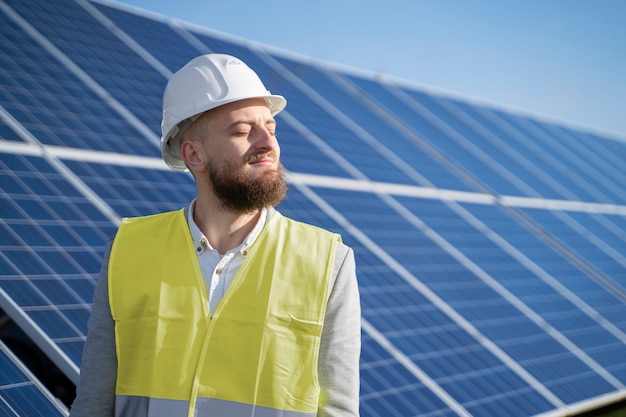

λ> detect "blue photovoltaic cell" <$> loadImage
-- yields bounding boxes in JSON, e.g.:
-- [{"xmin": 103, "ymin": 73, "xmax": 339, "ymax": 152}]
[
  {"xmin": 516, "ymin": 207, "xmax": 626, "ymax": 295},
  {"xmin": 485, "ymin": 108, "xmax": 626, "ymax": 205},
  {"xmin": 0, "ymin": 340, "xmax": 67, "ymax": 416},
  {"xmin": 457, "ymin": 203, "xmax": 626, "ymax": 378},
  {"xmin": 275, "ymin": 56, "xmax": 478, "ymax": 192},
  {"xmin": 1, "ymin": 0, "xmax": 626, "ymax": 415},
  {"xmin": 0, "ymin": 152, "xmax": 114, "ymax": 369},
  {"xmin": 538, "ymin": 125, "xmax": 626, "ymax": 198},
  {"xmin": 312, "ymin": 187, "xmax": 619, "ymax": 407},
  {"xmin": 0, "ymin": 13, "xmax": 157, "ymax": 157},
  {"xmin": 2, "ymin": 0, "xmax": 166, "ymax": 133},
  {"xmin": 360, "ymin": 335, "xmax": 459, "ymax": 417},
  {"xmin": 92, "ymin": 2, "xmax": 206, "ymax": 73},
  {"xmin": 343, "ymin": 74, "xmax": 509, "ymax": 194},
  {"xmin": 402, "ymin": 93, "xmax": 570, "ymax": 198},
  {"xmin": 447, "ymin": 100, "xmax": 615, "ymax": 203},
  {"xmin": 61, "ymin": 161, "xmax": 196, "ymax": 218}
]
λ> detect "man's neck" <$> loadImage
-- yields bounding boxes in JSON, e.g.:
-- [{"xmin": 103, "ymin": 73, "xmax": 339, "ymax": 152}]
[{"xmin": 193, "ymin": 195, "xmax": 261, "ymax": 255}]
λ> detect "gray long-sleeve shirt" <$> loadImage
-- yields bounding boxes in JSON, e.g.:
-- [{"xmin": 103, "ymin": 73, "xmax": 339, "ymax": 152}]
[{"xmin": 70, "ymin": 208, "xmax": 361, "ymax": 416}]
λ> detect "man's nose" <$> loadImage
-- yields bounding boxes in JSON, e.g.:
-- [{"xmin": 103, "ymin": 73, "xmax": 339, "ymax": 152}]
[{"xmin": 253, "ymin": 127, "xmax": 278, "ymax": 151}]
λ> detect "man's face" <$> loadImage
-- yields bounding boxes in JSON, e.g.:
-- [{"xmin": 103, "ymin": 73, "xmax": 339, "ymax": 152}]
[{"xmin": 188, "ymin": 98, "xmax": 287, "ymax": 212}]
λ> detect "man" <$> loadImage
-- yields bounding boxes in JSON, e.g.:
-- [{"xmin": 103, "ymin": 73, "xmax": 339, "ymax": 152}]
[{"xmin": 70, "ymin": 53, "xmax": 361, "ymax": 417}]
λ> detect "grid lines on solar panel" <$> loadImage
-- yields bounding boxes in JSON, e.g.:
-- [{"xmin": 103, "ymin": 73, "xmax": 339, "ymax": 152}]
[
  {"xmin": 0, "ymin": 8, "xmax": 157, "ymax": 156},
  {"xmin": 0, "ymin": 152, "xmax": 115, "ymax": 367},
  {"xmin": 0, "ymin": 121, "xmax": 23, "ymax": 143},
  {"xmin": 517, "ymin": 207, "xmax": 626, "ymax": 296},
  {"xmin": 315, "ymin": 187, "xmax": 626, "ymax": 403},
  {"xmin": 298, "ymin": 186, "xmax": 569, "ymax": 415},
  {"xmin": 461, "ymin": 203, "xmax": 626, "ymax": 311},
  {"xmin": 345, "ymin": 74, "xmax": 549, "ymax": 200},
  {"xmin": 489, "ymin": 108, "xmax": 626, "ymax": 205},
  {"xmin": 540, "ymin": 124, "xmax": 626, "ymax": 194},
  {"xmin": 62, "ymin": 161, "xmax": 196, "ymax": 219},
  {"xmin": 457, "ymin": 203, "xmax": 626, "ymax": 377},
  {"xmin": 360, "ymin": 331, "xmax": 461, "ymax": 417},
  {"xmin": 407, "ymin": 93, "xmax": 586, "ymax": 200},
  {"xmin": 265, "ymin": 76, "xmax": 432, "ymax": 184},
  {"xmin": 449, "ymin": 100, "xmax": 619, "ymax": 204},
  {"xmin": 274, "ymin": 57, "xmax": 481, "ymax": 193},
  {"xmin": 3, "ymin": 0, "xmax": 165, "ymax": 139},
  {"xmin": 0, "ymin": 340, "xmax": 67, "ymax": 416},
  {"xmin": 567, "ymin": 210, "xmax": 626, "ymax": 288},
  {"xmin": 279, "ymin": 119, "xmax": 366, "ymax": 178},
  {"xmin": 92, "ymin": 1, "xmax": 207, "ymax": 73}
]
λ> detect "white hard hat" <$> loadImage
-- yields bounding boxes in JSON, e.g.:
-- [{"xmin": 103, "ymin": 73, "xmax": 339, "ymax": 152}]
[{"xmin": 160, "ymin": 53, "xmax": 287, "ymax": 171}]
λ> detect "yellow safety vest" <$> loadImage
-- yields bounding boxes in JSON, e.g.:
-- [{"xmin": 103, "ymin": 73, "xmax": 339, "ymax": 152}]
[{"xmin": 108, "ymin": 208, "xmax": 340, "ymax": 417}]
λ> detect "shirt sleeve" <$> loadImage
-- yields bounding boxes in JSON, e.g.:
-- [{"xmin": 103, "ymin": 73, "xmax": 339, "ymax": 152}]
[
  {"xmin": 69, "ymin": 240, "xmax": 117, "ymax": 417},
  {"xmin": 318, "ymin": 243, "xmax": 362, "ymax": 417}
]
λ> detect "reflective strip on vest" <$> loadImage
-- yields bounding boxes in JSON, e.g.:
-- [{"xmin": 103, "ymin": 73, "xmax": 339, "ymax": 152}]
[
  {"xmin": 116, "ymin": 395, "xmax": 316, "ymax": 417},
  {"xmin": 109, "ymin": 209, "xmax": 339, "ymax": 417}
]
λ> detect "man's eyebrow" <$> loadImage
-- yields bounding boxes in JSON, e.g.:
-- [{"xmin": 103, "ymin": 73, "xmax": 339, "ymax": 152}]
[{"xmin": 226, "ymin": 118, "xmax": 276, "ymax": 130}]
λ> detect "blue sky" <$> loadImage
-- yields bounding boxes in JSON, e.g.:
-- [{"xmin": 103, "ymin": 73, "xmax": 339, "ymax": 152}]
[{"xmin": 114, "ymin": 0, "xmax": 626, "ymax": 138}]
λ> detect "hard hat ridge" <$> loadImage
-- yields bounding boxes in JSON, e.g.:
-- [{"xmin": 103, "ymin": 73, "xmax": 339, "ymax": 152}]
[{"xmin": 160, "ymin": 53, "xmax": 287, "ymax": 171}]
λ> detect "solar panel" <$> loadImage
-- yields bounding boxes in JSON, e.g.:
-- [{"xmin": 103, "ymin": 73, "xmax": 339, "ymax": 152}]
[
  {"xmin": 1, "ymin": 0, "xmax": 626, "ymax": 415},
  {"xmin": 0, "ymin": 339, "xmax": 67, "ymax": 416}
]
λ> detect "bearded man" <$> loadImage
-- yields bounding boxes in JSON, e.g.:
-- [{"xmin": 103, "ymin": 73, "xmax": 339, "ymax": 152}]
[{"xmin": 69, "ymin": 54, "xmax": 361, "ymax": 417}]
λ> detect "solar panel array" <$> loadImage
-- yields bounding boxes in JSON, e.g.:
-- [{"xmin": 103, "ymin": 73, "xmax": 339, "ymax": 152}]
[{"xmin": 1, "ymin": 0, "xmax": 626, "ymax": 416}]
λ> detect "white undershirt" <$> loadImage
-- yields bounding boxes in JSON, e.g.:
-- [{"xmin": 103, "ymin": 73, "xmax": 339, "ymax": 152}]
[{"xmin": 186, "ymin": 199, "xmax": 268, "ymax": 314}]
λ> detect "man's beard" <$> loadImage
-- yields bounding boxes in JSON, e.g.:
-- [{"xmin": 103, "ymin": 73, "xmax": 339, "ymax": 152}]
[{"xmin": 207, "ymin": 154, "xmax": 287, "ymax": 213}]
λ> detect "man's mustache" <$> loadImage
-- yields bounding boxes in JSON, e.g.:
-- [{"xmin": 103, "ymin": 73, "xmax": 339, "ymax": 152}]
[{"xmin": 246, "ymin": 152, "xmax": 278, "ymax": 164}]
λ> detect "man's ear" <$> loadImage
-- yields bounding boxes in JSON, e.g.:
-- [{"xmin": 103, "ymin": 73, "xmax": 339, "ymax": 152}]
[{"xmin": 181, "ymin": 139, "xmax": 205, "ymax": 173}]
